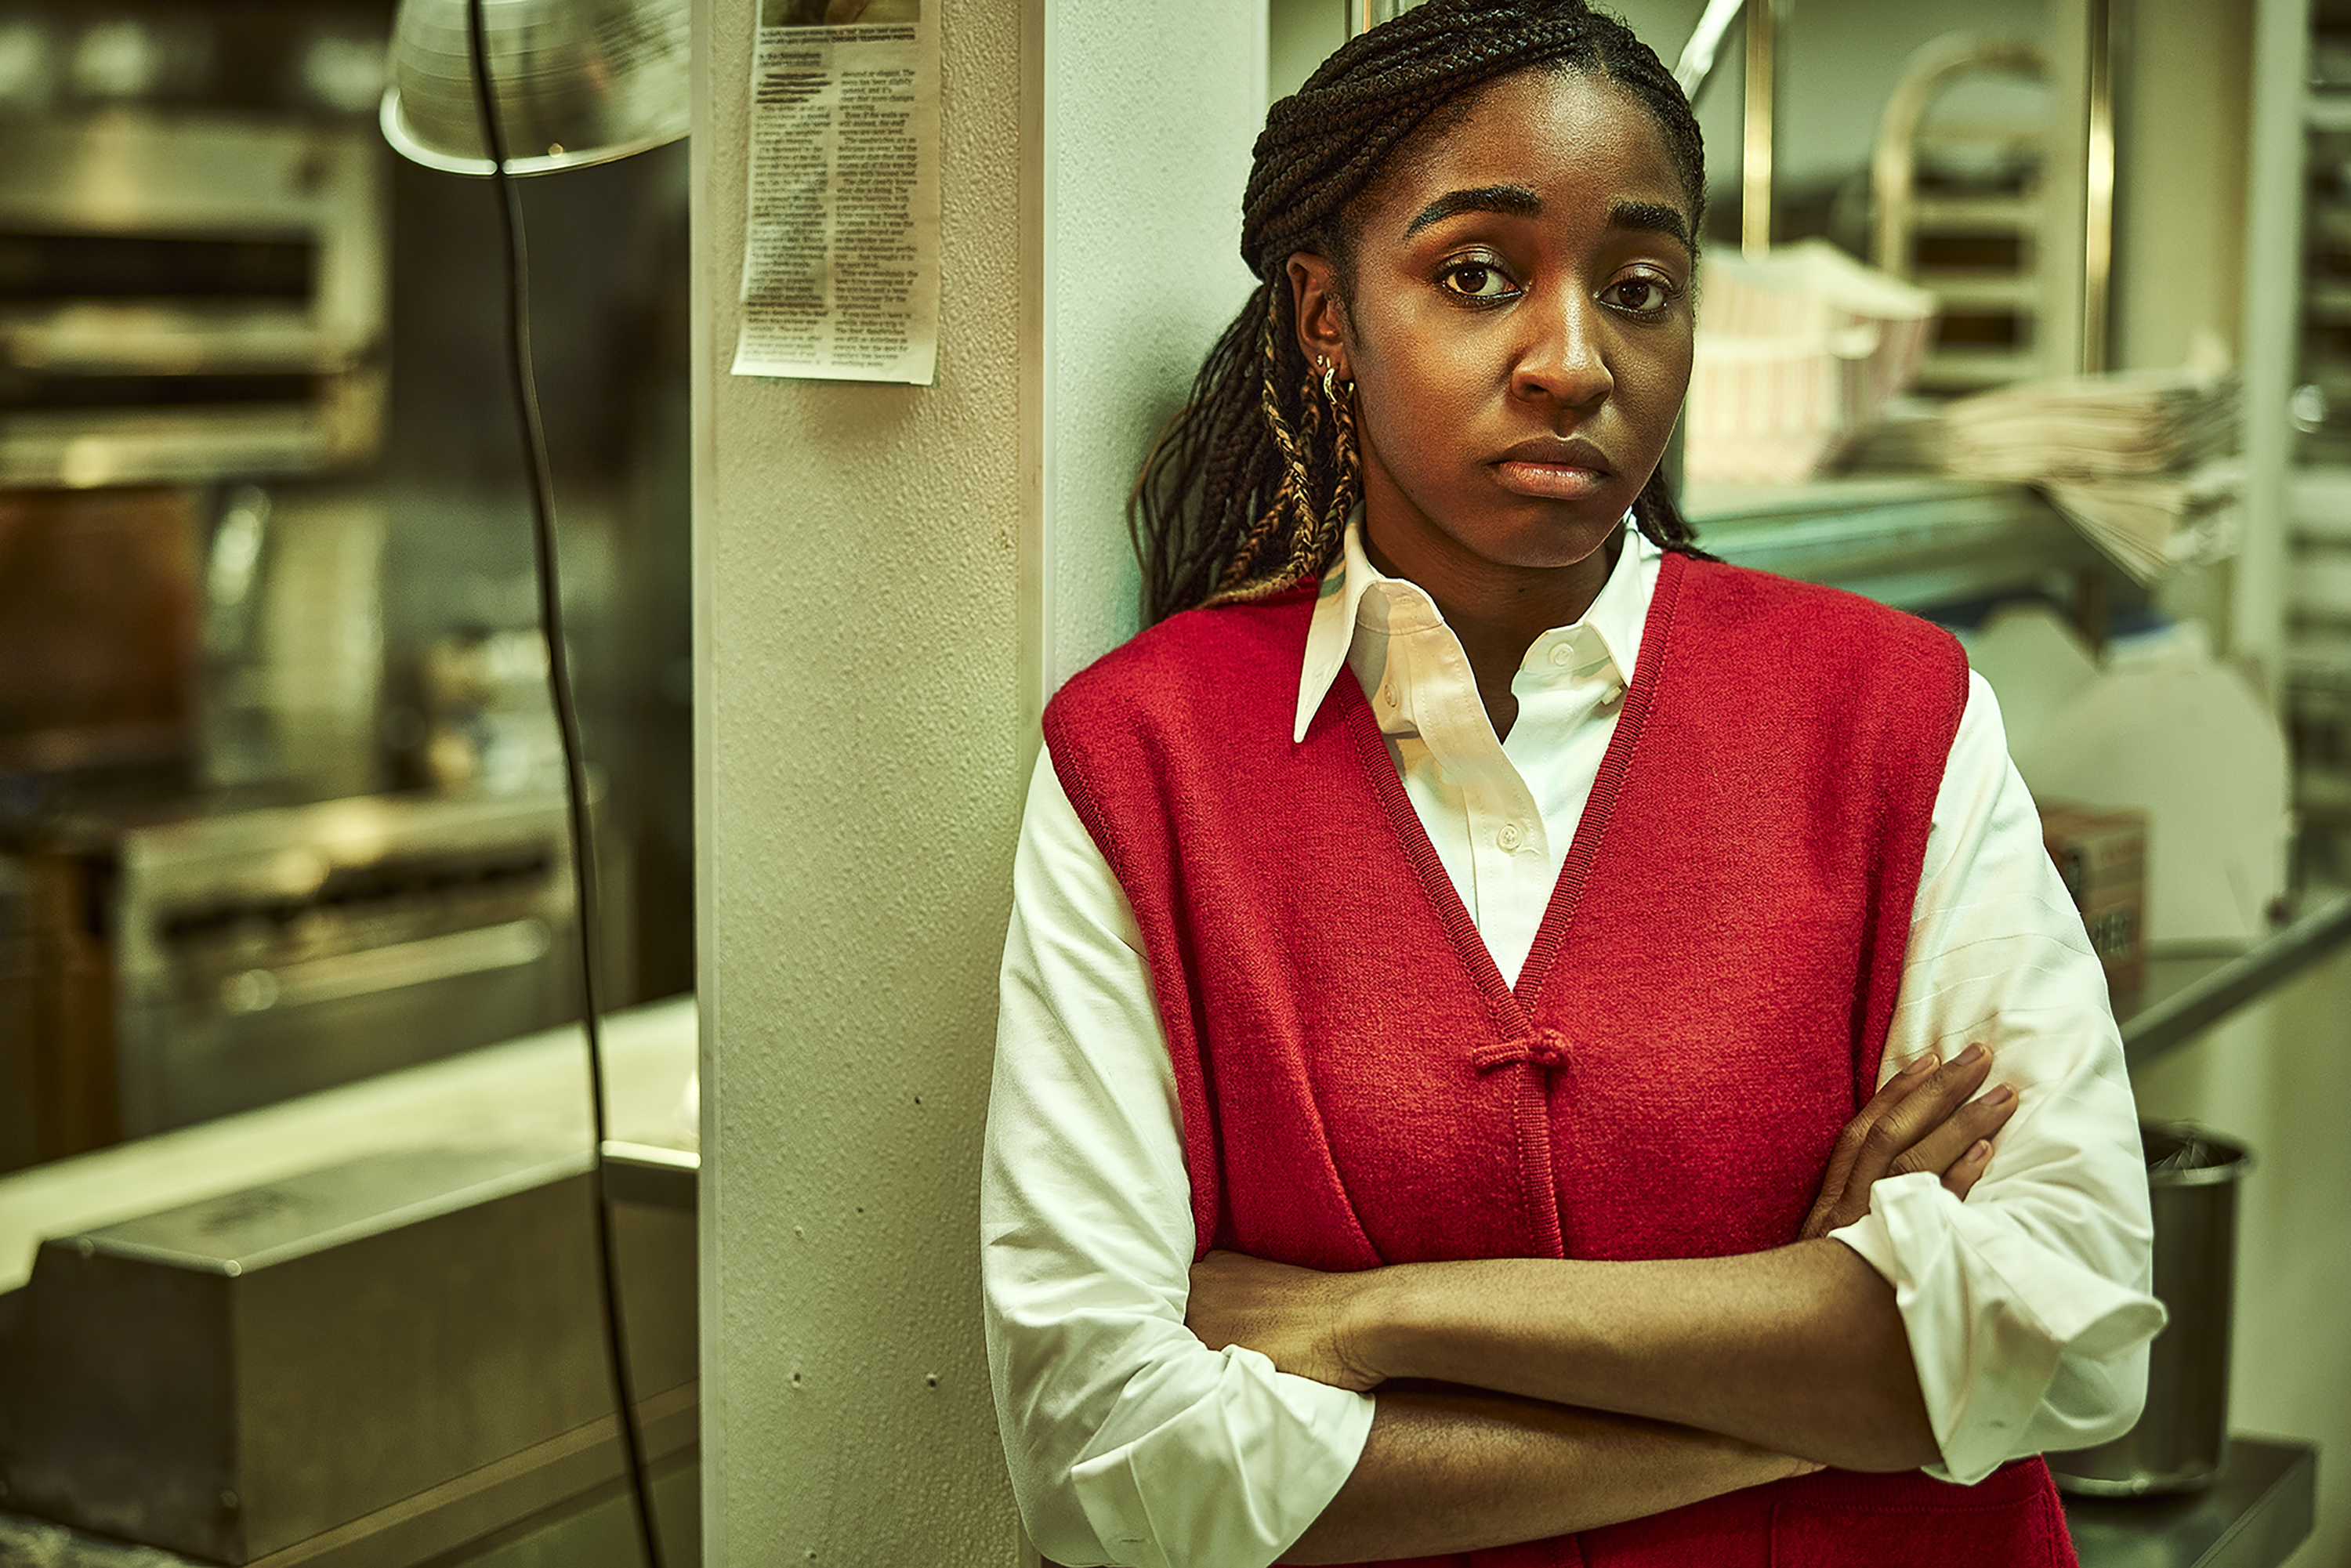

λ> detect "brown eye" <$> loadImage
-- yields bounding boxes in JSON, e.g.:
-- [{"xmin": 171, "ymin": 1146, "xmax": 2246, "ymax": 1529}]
[
  {"xmin": 1607, "ymin": 277, "xmax": 1675, "ymax": 314},
  {"xmin": 1441, "ymin": 260, "xmax": 1518, "ymax": 302}
]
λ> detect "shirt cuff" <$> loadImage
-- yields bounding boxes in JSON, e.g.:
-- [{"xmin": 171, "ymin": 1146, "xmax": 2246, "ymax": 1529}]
[
  {"xmin": 1067, "ymin": 1344, "xmax": 1375, "ymax": 1568},
  {"xmin": 1831, "ymin": 1171, "xmax": 2167, "ymax": 1484}
]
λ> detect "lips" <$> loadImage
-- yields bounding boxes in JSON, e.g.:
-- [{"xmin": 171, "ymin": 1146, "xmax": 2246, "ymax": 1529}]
[{"xmin": 1491, "ymin": 435, "xmax": 1614, "ymax": 502}]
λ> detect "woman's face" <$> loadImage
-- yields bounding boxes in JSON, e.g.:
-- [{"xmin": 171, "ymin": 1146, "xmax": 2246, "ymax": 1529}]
[{"xmin": 1291, "ymin": 70, "xmax": 1696, "ymax": 592}]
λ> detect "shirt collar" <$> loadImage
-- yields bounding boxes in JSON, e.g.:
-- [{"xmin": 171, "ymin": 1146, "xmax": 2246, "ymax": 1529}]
[{"xmin": 1292, "ymin": 511, "xmax": 1657, "ymax": 743}]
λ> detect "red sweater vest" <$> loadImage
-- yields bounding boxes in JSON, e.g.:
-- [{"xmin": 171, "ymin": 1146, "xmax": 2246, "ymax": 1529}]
[{"xmin": 1042, "ymin": 554, "xmax": 2076, "ymax": 1568}]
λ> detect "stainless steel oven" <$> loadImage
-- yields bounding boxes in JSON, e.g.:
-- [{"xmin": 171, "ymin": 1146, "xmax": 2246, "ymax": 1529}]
[
  {"xmin": 0, "ymin": 789, "xmax": 579, "ymax": 1167},
  {"xmin": 0, "ymin": 110, "xmax": 387, "ymax": 489}
]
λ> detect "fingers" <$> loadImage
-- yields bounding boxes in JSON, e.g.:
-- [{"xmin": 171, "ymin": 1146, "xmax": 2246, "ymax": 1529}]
[
  {"xmin": 1798, "ymin": 1053, "xmax": 1940, "ymax": 1240},
  {"xmin": 1802, "ymin": 1045, "xmax": 2020, "ymax": 1240},
  {"xmin": 1942, "ymin": 1138, "xmax": 1997, "ymax": 1201},
  {"xmin": 1889, "ymin": 1081, "xmax": 2017, "ymax": 1186},
  {"xmin": 1848, "ymin": 1045, "xmax": 1994, "ymax": 1190},
  {"xmin": 1816, "ymin": 1051, "xmax": 1939, "ymax": 1200}
]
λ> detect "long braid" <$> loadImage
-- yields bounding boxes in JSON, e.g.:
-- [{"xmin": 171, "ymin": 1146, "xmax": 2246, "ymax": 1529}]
[
  {"xmin": 1131, "ymin": 0, "xmax": 1712, "ymax": 623},
  {"xmin": 1241, "ymin": 301, "xmax": 1317, "ymax": 582}
]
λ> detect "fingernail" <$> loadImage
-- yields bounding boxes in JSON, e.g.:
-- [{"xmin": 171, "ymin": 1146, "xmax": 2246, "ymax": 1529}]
[
  {"xmin": 1958, "ymin": 1043, "xmax": 1987, "ymax": 1066},
  {"xmin": 1900, "ymin": 1052, "xmax": 1936, "ymax": 1075},
  {"xmin": 1968, "ymin": 1139, "xmax": 1992, "ymax": 1163},
  {"xmin": 1983, "ymin": 1084, "xmax": 2013, "ymax": 1106}
]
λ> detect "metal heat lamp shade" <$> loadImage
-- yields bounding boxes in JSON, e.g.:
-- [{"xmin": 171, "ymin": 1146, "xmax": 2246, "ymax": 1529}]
[{"xmin": 380, "ymin": 0, "xmax": 689, "ymax": 176}]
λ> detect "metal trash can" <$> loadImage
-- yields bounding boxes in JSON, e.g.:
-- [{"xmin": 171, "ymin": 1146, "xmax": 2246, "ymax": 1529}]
[{"xmin": 2051, "ymin": 1122, "xmax": 2252, "ymax": 1496}]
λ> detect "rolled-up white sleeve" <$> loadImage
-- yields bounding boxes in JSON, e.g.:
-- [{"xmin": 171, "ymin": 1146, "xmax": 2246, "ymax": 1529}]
[
  {"xmin": 1828, "ymin": 671, "xmax": 2167, "ymax": 1483},
  {"xmin": 982, "ymin": 750, "xmax": 1375, "ymax": 1568}
]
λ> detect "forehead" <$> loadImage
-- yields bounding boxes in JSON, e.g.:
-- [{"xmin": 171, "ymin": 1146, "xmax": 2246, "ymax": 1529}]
[{"xmin": 1358, "ymin": 71, "xmax": 1689, "ymax": 241}]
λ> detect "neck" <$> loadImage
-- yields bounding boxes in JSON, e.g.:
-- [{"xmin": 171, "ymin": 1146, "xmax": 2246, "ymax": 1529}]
[{"xmin": 1360, "ymin": 516, "xmax": 1625, "ymax": 741}]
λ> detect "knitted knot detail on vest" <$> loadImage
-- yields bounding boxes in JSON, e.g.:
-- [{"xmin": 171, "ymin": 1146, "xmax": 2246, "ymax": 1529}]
[{"xmin": 1472, "ymin": 1027, "xmax": 1573, "ymax": 1073}]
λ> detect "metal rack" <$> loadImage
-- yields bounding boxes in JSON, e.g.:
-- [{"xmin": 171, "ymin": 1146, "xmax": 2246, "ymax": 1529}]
[
  {"xmin": 2286, "ymin": 41, "xmax": 2351, "ymax": 866},
  {"xmin": 1690, "ymin": 473, "xmax": 2099, "ymax": 610}
]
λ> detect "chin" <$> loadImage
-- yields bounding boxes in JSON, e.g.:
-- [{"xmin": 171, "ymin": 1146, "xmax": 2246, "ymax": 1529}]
[
  {"xmin": 1487, "ymin": 524, "xmax": 1623, "ymax": 574},
  {"xmin": 1513, "ymin": 497, "xmax": 1634, "ymax": 558}
]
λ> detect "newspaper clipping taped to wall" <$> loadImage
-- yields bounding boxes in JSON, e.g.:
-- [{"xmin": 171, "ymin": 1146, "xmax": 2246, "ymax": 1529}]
[{"xmin": 732, "ymin": 0, "xmax": 939, "ymax": 385}]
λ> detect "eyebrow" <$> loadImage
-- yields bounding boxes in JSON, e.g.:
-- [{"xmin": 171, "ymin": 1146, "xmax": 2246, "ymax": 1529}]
[
  {"xmin": 1402, "ymin": 184, "xmax": 1543, "ymax": 237},
  {"xmin": 1400, "ymin": 186, "xmax": 1695, "ymax": 253},
  {"xmin": 1609, "ymin": 200, "xmax": 1694, "ymax": 252}
]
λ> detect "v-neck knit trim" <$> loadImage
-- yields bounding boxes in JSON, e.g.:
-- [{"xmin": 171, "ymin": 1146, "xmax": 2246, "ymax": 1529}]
[
  {"xmin": 1515, "ymin": 549, "xmax": 1686, "ymax": 1004},
  {"xmin": 1338, "ymin": 551, "xmax": 1689, "ymax": 1024}
]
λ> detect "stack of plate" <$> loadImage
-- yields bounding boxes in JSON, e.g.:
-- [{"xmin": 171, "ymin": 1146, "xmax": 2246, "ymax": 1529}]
[{"xmin": 1942, "ymin": 370, "xmax": 2241, "ymax": 583}]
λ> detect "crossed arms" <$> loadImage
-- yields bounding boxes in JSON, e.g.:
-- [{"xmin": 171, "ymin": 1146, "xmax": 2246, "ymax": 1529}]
[{"xmin": 984, "ymin": 730, "xmax": 2161, "ymax": 1568}]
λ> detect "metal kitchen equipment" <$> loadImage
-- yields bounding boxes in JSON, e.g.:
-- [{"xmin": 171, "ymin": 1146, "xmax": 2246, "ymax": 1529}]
[
  {"xmin": 0, "ymin": 110, "xmax": 386, "ymax": 488},
  {"xmin": 0, "ymin": 484, "xmax": 205, "ymax": 808},
  {"xmin": 1869, "ymin": 36, "xmax": 2057, "ymax": 393},
  {"xmin": 2051, "ymin": 1123, "xmax": 2253, "ymax": 1496},
  {"xmin": 0, "ymin": 1139, "xmax": 695, "ymax": 1565},
  {"xmin": 381, "ymin": 0, "xmax": 690, "ymax": 177},
  {"xmin": 0, "ymin": 790, "xmax": 581, "ymax": 1171}
]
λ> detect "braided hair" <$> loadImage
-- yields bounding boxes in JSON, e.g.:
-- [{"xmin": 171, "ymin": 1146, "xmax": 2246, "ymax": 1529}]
[{"xmin": 1131, "ymin": 0, "xmax": 1708, "ymax": 624}]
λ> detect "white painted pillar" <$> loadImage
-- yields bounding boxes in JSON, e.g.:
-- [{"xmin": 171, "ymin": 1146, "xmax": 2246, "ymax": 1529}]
[
  {"xmin": 1027, "ymin": 5, "xmax": 1267, "ymax": 714},
  {"xmin": 692, "ymin": 1, "xmax": 1264, "ymax": 1561}
]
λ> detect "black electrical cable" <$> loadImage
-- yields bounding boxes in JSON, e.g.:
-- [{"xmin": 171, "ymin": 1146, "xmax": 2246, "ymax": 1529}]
[{"xmin": 460, "ymin": 4, "xmax": 665, "ymax": 1565}]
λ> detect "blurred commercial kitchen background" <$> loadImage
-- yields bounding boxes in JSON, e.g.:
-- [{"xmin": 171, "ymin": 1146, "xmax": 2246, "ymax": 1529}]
[
  {"xmin": 5, "ymin": 0, "xmax": 2351, "ymax": 1566},
  {"xmin": 0, "ymin": 0, "xmax": 690, "ymax": 1170}
]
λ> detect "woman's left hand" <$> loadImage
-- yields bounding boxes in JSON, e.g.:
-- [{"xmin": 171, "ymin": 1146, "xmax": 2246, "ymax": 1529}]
[
  {"xmin": 1799, "ymin": 1042, "xmax": 2017, "ymax": 1241},
  {"xmin": 1185, "ymin": 1250, "xmax": 1385, "ymax": 1391}
]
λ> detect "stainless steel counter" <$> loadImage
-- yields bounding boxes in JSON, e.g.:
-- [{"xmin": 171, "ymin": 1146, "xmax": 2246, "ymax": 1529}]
[
  {"xmin": 0, "ymin": 997, "xmax": 695, "ymax": 1302},
  {"xmin": 0, "ymin": 998, "xmax": 697, "ymax": 1568},
  {"xmin": 2067, "ymin": 1439, "xmax": 2318, "ymax": 1568}
]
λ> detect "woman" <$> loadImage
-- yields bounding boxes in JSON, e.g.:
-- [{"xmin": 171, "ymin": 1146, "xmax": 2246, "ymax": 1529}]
[{"xmin": 982, "ymin": 3, "xmax": 2161, "ymax": 1563}]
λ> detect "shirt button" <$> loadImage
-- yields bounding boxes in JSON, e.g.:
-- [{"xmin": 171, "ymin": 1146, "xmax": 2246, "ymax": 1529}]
[
  {"xmin": 1379, "ymin": 682, "xmax": 1397, "ymax": 708},
  {"xmin": 1496, "ymin": 823, "xmax": 1523, "ymax": 852},
  {"xmin": 1549, "ymin": 643, "xmax": 1574, "ymax": 668},
  {"xmin": 1603, "ymin": 683, "xmax": 1626, "ymax": 705}
]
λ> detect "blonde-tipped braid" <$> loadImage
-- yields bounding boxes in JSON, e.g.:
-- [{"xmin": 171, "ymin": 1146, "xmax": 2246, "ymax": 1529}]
[
  {"xmin": 1317, "ymin": 359, "xmax": 1364, "ymax": 562},
  {"xmin": 1208, "ymin": 297, "xmax": 1312, "ymax": 601},
  {"xmin": 1208, "ymin": 302, "xmax": 1362, "ymax": 607}
]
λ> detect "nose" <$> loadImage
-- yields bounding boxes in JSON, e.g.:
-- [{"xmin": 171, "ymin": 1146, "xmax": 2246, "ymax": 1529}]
[{"xmin": 1511, "ymin": 288, "xmax": 1613, "ymax": 411}]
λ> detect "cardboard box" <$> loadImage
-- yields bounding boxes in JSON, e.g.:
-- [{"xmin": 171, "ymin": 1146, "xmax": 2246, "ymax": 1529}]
[{"xmin": 2041, "ymin": 802, "xmax": 2149, "ymax": 996}]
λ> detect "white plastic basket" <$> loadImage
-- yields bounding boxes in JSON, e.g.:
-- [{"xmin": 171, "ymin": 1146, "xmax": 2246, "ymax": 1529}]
[{"xmin": 1684, "ymin": 240, "xmax": 1937, "ymax": 485}]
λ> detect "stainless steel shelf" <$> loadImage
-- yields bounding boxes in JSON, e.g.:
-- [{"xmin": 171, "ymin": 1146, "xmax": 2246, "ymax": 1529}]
[
  {"xmin": 1688, "ymin": 474, "xmax": 2098, "ymax": 612},
  {"xmin": 2067, "ymin": 1438, "xmax": 2317, "ymax": 1568},
  {"xmin": 2117, "ymin": 891, "xmax": 2351, "ymax": 1071}
]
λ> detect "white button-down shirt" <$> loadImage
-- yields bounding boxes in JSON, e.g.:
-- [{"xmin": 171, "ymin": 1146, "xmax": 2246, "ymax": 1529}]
[{"xmin": 983, "ymin": 522, "xmax": 2163, "ymax": 1568}]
